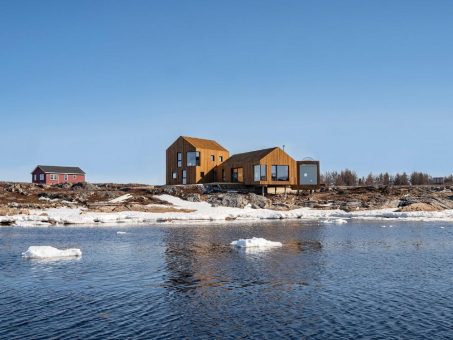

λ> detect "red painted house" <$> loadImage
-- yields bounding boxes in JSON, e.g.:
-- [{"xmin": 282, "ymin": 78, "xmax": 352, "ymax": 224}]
[{"xmin": 31, "ymin": 165, "xmax": 86, "ymax": 185}]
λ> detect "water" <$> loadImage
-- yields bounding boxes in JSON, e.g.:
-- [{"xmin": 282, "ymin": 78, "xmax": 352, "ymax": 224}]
[{"xmin": 1, "ymin": 220, "xmax": 453, "ymax": 339}]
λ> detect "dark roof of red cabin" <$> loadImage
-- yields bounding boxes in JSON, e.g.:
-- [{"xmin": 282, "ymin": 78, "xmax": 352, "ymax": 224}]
[{"xmin": 33, "ymin": 165, "xmax": 85, "ymax": 174}]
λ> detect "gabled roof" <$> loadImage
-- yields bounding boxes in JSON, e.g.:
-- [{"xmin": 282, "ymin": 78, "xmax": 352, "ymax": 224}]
[
  {"xmin": 222, "ymin": 147, "xmax": 277, "ymax": 164},
  {"xmin": 181, "ymin": 136, "xmax": 228, "ymax": 152},
  {"xmin": 33, "ymin": 165, "xmax": 85, "ymax": 174}
]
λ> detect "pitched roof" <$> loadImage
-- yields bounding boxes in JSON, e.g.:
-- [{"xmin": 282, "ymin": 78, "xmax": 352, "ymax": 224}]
[
  {"xmin": 34, "ymin": 165, "xmax": 85, "ymax": 174},
  {"xmin": 181, "ymin": 136, "xmax": 228, "ymax": 151},
  {"xmin": 222, "ymin": 147, "xmax": 277, "ymax": 164}
]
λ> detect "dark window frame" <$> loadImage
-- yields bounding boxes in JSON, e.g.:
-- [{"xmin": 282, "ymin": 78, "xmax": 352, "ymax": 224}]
[
  {"xmin": 271, "ymin": 165, "xmax": 289, "ymax": 181},
  {"xmin": 187, "ymin": 151, "xmax": 200, "ymax": 166},
  {"xmin": 177, "ymin": 152, "xmax": 182, "ymax": 167},
  {"xmin": 254, "ymin": 164, "xmax": 267, "ymax": 181}
]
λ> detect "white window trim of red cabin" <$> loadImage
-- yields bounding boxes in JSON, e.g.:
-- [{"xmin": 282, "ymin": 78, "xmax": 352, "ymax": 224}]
[{"xmin": 50, "ymin": 174, "xmax": 58, "ymax": 181}]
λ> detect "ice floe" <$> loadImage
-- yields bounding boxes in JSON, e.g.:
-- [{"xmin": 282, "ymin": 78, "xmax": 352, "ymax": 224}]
[
  {"xmin": 116, "ymin": 231, "xmax": 129, "ymax": 235},
  {"xmin": 230, "ymin": 237, "xmax": 283, "ymax": 249},
  {"xmin": 22, "ymin": 246, "xmax": 82, "ymax": 259}
]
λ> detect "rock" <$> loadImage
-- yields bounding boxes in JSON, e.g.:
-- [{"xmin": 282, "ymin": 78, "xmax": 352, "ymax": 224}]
[
  {"xmin": 247, "ymin": 193, "xmax": 269, "ymax": 209},
  {"xmin": 186, "ymin": 194, "xmax": 201, "ymax": 202},
  {"xmin": 71, "ymin": 182, "xmax": 98, "ymax": 191}
]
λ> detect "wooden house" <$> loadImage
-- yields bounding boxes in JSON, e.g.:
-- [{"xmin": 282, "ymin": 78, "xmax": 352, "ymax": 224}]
[
  {"xmin": 217, "ymin": 147, "xmax": 297, "ymax": 189},
  {"xmin": 166, "ymin": 136, "xmax": 229, "ymax": 185},
  {"xmin": 31, "ymin": 165, "xmax": 86, "ymax": 185}
]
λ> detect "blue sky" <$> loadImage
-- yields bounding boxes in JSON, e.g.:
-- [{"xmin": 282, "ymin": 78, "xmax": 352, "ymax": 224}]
[{"xmin": 1, "ymin": 0, "xmax": 452, "ymax": 184}]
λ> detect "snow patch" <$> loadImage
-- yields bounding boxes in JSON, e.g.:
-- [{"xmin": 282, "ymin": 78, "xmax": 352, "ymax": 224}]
[
  {"xmin": 22, "ymin": 246, "xmax": 82, "ymax": 259},
  {"xmin": 109, "ymin": 194, "xmax": 133, "ymax": 203},
  {"xmin": 230, "ymin": 237, "xmax": 282, "ymax": 249}
]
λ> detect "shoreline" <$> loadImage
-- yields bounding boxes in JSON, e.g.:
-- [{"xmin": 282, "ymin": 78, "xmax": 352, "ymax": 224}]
[{"xmin": 2, "ymin": 194, "xmax": 453, "ymax": 227}]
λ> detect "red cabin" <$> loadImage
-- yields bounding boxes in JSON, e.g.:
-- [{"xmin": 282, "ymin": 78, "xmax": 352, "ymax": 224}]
[{"xmin": 31, "ymin": 165, "xmax": 86, "ymax": 185}]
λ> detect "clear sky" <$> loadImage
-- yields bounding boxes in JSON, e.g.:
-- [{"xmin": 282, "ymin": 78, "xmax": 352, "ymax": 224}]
[{"xmin": 1, "ymin": 0, "xmax": 452, "ymax": 184}]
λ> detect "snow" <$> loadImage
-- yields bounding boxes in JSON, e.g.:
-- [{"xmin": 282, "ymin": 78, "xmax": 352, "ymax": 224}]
[
  {"xmin": 109, "ymin": 194, "xmax": 133, "ymax": 203},
  {"xmin": 116, "ymin": 231, "xmax": 129, "ymax": 235},
  {"xmin": 2, "ymin": 194, "xmax": 453, "ymax": 227},
  {"xmin": 231, "ymin": 237, "xmax": 282, "ymax": 248},
  {"xmin": 22, "ymin": 246, "xmax": 82, "ymax": 259}
]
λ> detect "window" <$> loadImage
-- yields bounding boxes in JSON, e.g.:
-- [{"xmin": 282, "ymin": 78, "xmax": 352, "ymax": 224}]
[
  {"xmin": 73, "ymin": 175, "xmax": 77, "ymax": 179},
  {"xmin": 64, "ymin": 174, "xmax": 68, "ymax": 181},
  {"xmin": 231, "ymin": 168, "xmax": 243, "ymax": 183},
  {"xmin": 50, "ymin": 174, "xmax": 57, "ymax": 181},
  {"xmin": 219, "ymin": 155, "xmax": 223, "ymax": 162},
  {"xmin": 182, "ymin": 170, "xmax": 187, "ymax": 184},
  {"xmin": 172, "ymin": 171, "xmax": 177, "ymax": 180},
  {"xmin": 210, "ymin": 155, "xmax": 215, "ymax": 161},
  {"xmin": 39, "ymin": 174, "xmax": 44, "ymax": 181},
  {"xmin": 187, "ymin": 151, "xmax": 200, "ymax": 166},
  {"xmin": 200, "ymin": 172, "xmax": 205, "ymax": 177},
  {"xmin": 33, "ymin": 174, "xmax": 37, "ymax": 181},
  {"xmin": 177, "ymin": 152, "xmax": 182, "ymax": 167},
  {"xmin": 271, "ymin": 165, "xmax": 289, "ymax": 181},
  {"xmin": 254, "ymin": 165, "xmax": 267, "ymax": 181}
]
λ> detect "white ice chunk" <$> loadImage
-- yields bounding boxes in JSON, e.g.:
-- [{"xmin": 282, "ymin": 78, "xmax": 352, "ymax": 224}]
[
  {"xmin": 230, "ymin": 237, "xmax": 282, "ymax": 248},
  {"xmin": 22, "ymin": 246, "xmax": 82, "ymax": 259},
  {"xmin": 321, "ymin": 218, "xmax": 348, "ymax": 224},
  {"xmin": 116, "ymin": 231, "xmax": 128, "ymax": 235}
]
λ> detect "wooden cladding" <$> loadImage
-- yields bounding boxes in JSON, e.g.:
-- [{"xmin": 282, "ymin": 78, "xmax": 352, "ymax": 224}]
[{"xmin": 166, "ymin": 136, "xmax": 229, "ymax": 185}]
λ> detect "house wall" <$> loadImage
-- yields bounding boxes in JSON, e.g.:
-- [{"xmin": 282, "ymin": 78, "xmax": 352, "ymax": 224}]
[
  {"xmin": 166, "ymin": 137, "xmax": 229, "ymax": 185},
  {"xmin": 31, "ymin": 168, "xmax": 46, "ymax": 184},
  {"xmin": 44, "ymin": 173, "xmax": 85, "ymax": 185},
  {"xmin": 218, "ymin": 148, "xmax": 297, "ymax": 186}
]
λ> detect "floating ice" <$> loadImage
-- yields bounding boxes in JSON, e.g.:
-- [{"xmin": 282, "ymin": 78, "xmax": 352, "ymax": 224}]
[
  {"xmin": 116, "ymin": 231, "xmax": 129, "ymax": 235},
  {"xmin": 22, "ymin": 246, "xmax": 82, "ymax": 259},
  {"xmin": 321, "ymin": 218, "xmax": 348, "ymax": 224},
  {"xmin": 230, "ymin": 237, "xmax": 282, "ymax": 248}
]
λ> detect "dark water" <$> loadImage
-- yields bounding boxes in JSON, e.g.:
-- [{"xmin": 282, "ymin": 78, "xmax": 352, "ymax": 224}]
[{"xmin": 1, "ymin": 220, "xmax": 453, "ymax": 339}]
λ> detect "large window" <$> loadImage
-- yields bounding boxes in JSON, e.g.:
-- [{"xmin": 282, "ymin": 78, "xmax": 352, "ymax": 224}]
[
  {"xmin": 271, "ymin": 165, "xmax": 289, "ymax": 181},
  {"xmin": 39, "ymin": 174, "xmax": 44, "ymax": 181},
  {"xmin": 187, "ymin": 151, "xmax": 200, "ymax": 166},
  {"xmin": 177, "ymin": 152, "xmax": 182, "ymax": 167},
  {"xmin": 254, "ymin": 165, "xmax": 267, "ymax": 181}
]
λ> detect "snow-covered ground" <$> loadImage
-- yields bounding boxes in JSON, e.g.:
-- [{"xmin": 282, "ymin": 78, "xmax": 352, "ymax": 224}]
[{"xmin": 2, "ymin": 194, "xmax": 453, "ymax": 227}]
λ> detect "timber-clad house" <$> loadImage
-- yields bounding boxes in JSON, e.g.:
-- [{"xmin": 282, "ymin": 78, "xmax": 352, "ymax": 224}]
[{"xmin": 166, "ymin": 136, "xmax": 320, "ymax": 191}]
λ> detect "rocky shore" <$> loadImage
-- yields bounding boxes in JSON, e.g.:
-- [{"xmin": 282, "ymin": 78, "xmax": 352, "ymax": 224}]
[{"xmin": 1, "ymin": 182, "xmax": 452, "ymax": 219}]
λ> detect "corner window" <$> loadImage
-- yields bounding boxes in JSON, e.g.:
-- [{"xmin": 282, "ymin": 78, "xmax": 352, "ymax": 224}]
[
  {"xmin": 172, "ymin": 171, "xmax": 177, "ymax": 179},
  {"xmin": 210, "ymin": 155, "xmax": 215, "ymax": 161},
  {"xmin": 254, "ymin": 165, "xmax": 267, "ymax": 181},
  {"xmin": 187, "ymin": 151, "xmax": 200, "ymax": 166},
  {"xmin": 177, "ymin": 152, "xmax": 182, "ymax": 167},
  {"xmin": 271, "ymin": 165, "xmax": 289, "ymax": 181},
  {"xmin": 219, "ymin": 155, "xmax": 223, "ymax": 162}
]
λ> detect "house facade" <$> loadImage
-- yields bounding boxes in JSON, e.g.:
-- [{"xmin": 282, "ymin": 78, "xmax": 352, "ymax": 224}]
[
  {"xmin": 31, "ymin": 165, "xmax": 86, "ymax": 185},
  {"xmin": 166, "ymin": 136, "xmax": 320, "ymax": 190},
  {"xmin": 166, "ymin": 136, "xmax": 229, "ymax": 185},
  {"xmin": 217, "ymin": 147, "xmax": 297, "ymax": 187}
]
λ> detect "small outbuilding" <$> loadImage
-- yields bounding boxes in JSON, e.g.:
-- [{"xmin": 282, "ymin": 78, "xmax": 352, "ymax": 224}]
[{"xmin": 31, "ymin": 165, "xmax": 86, "ymax": 185}]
